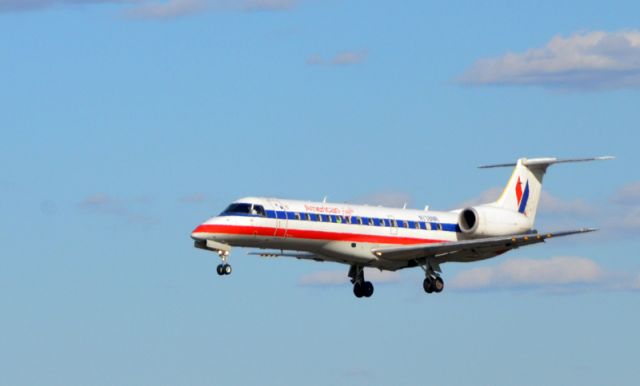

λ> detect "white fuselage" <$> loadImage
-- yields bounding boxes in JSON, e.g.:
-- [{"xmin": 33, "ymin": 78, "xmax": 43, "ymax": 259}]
[{"xmin": 192, "ymin": 197, "xmax": 468, "ymax": 270}]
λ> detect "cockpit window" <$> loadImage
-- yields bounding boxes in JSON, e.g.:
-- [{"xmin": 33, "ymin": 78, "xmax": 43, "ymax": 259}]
[
  {"xmin": 253, "ymin": 205, "xmax": 265, "ymax": 216},
  {"xmin": 221, "ymin": 203, "xmax": 265, "ymax": 216}
]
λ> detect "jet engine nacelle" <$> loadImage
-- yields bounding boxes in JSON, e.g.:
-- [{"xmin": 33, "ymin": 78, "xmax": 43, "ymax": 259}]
[{"xmin": 458, "ymin": 206, "xmax": 532, "ymax": 237}]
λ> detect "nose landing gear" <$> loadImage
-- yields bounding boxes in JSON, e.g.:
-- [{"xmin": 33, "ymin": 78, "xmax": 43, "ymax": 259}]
[
  {"xmin": 216, "ymin": 263, "xmax": 232, "ymax": 276},
  {"xmin": 215, "ymin": 250, "xmax": 232, "ymax": 276}
]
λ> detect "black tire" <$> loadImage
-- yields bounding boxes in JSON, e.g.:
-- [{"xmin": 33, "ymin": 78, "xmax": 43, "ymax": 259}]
[
  {"xmin": 434, "ymin": 277, "xmax": 444, "ymax": 293},
  {"xmin": 223, "ymin": 264, "xmax": 232, "ymax": 275},
  {"xmin": 353, "ymin": 282, "xmax": 364, "ymax": 298},
  {"xmin": 216, "ymin": 264, "xmax": 224, "ymax": 276},
  {"xmin": 363, "ymin": 281, "xmax": 374, "ymax": 297},
  {"xmin": 423, "ymin": 277, "xmax": 434, "ymax": 293}
]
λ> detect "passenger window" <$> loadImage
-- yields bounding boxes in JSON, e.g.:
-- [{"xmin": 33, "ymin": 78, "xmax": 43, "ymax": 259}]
[
  {"xmin": 306, "ymin": 213, "xmax": 311, "ymax": 221},
  {"xmin": 295, "ymin": 213, "xmax": 301, "ymax": 220},
  {"xmin": 357, "ymin": 217, "xmax": 363, "ymax": 225},
  {"xmin": 368, "ymin": 218, "xmax": 374, "ymax": 226},
  {"xmin": 415, "ymin": 221, "xmax": 420, "ymax": 229},
  {"xmin": 336, "ymin": 216, "xmax": 342, "ymax": 224},
  {"xmin": 437, "ymin": 223, "xmax": 442, "ymax": 231}
]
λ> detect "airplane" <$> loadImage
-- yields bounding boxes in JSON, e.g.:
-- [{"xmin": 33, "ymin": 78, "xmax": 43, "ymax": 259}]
[{"xmin": 191, "ymin": 156, "xmax": 613, "ymax": 298}]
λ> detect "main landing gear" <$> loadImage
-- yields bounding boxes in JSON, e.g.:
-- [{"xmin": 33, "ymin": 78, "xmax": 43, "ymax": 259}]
[
  {"xmin": 215, "ymin": 250, "xmax": 232, "ymax": 276},
  {"xmin": 421, "ymin": 261, "xmax": 444, "ymax": 294},
  {"xmin": 349, "ymin": 265, "xmax": 374, "ymax": 298}
]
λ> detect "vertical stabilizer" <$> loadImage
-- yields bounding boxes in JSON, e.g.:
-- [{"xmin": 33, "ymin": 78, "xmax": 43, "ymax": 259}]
[{"xmin": 479, "ymin": 156, "xmax": 614, "ymax": 228}]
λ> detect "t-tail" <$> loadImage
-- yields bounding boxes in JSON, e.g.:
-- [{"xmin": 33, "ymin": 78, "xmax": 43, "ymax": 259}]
[{"xmin": 457, "ymin": 156, "xmax": 614, "ymax": 237}]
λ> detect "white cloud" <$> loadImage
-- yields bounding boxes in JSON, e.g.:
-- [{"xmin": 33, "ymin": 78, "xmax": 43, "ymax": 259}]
[
  {"xmin": 242, "ymin": 0, "xmax": 296, "ymax": 12},
  {"xmin": 458, "ymin": 187, "xmax": 502, "ymax": 208},
  {"xmin": 332, "ymin": 50, "xmax": 367, "ymax": 65},
  {"xmin": 450, "ymin": 256, "xmax": 606, "ymax": 291},
  {"xmin": 457, "ymin": 187, "xmax": 597, "ymax": 217},
  {"xmin": 633, "ymin": 273, "xmax": 640, "ymax": 290},
  {"xmin": 299, "ymin": 268, "xmax": 402, "ymax": 286},
  {"xmin": 539, "ymin": 191, "xmax": 598, "ymax": 216},
  {"xmin": 0, "ymin": 0, "xmax": 132, "ymax": 12},
  {"xmin": 180, "ymin": 193, "xmax": 207, "ymax": 203},
  {"xmin": 459, "ymin": 30, "xmax": 640, "ymax": 90},
  {"xmin": 307, "ymin": 50, "xmax": 368, "ymax": 66},
  {"xmin": 351, "ymin": 191, "xmax": 413, "ymax": 208},
  {"xmin": 126, "ymin": 0, "xmax": 207, "ymax": 19},
  {"xmin": 611, "ymin": 181, "xmax": 640, "ymax": 205},
  {"xmin": 606, "ymin": 206, "xmax": 640, "ymax": 233},
  {"xmin": 0, "ymin": 0, "xmax": 297, "ymax": 17},
  {"xmin": 79, "ymin": 193, "xmax": 158, "ymax": 225}
]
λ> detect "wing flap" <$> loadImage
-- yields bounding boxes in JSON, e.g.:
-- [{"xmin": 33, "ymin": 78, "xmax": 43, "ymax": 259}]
[{"xmin": 372, "ymin": 228, "xmax": 596, "ymax": 262}]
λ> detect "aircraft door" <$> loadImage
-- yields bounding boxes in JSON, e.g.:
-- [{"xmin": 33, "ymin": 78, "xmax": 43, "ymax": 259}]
[
  {"xmin": 388, "ymin": 215, "xmax": 398, "ymax": 236},
  {"xmin": 273, "ymin": 203, "xmax": 289, "ymax": 239}
]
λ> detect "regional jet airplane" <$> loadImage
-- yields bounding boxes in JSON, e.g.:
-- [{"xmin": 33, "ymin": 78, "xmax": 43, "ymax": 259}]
[{"xmin": 191, "ymin": 156, "xmax": 612, "ymax": 297}]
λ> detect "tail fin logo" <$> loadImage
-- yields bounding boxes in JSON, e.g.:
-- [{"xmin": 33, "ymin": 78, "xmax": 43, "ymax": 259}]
[{"xmin": 515, "ymin": 176, "xmax": 530, "ymax": 214}]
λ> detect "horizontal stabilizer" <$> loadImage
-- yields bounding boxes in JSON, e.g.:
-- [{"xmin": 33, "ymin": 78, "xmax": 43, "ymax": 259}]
[{"xmin": 478, "ymin": 156, "xmax": 614, "ymax": 169}]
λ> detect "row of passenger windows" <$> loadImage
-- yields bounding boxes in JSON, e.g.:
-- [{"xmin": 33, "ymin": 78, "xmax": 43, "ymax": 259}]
[{"xmin": 220, "ymin": 203, "xmax": 455, "ymax": 231}]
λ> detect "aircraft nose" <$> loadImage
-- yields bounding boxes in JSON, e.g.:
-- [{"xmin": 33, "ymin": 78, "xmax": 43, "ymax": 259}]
[{"xmin": 191, "ymin": 225, "xmax": 208, "ymax": 240}]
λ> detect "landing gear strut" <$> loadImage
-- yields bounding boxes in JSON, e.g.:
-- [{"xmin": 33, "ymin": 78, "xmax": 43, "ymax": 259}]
[
  {"xmin": 216, "ymin": 250, "xmax": 232, "ymax": 276},
  {"xmin": 348, "ymin": 265, "xmax": 374, "ymax": 298},
  {"xmin": 420, "ymin": 261, "xmax": 444, "ymax": 294}
]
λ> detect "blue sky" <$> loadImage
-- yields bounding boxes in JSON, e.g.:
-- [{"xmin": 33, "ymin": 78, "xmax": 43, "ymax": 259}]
[{"xmin": 1, "ymin": 1, "xmax": 639, "ymax": 385}]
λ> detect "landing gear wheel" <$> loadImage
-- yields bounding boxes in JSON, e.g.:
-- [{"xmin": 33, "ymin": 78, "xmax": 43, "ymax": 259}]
[
  {"xmin": 423, "ymin": 277, "xmax": 434, "ymax": 293},
  {"xmin": 434, "ymin": 277, "xmax": 444, "ymax": 293},
  {"xmin": 216, "ymin": 264, "xmax": 225, "ymax": 276},
  {"xmin": 363, "ymin": 281, "xmax": 374, "ymax": 297},
  {"xmin": 223, "ymin": 264, "xmax": 232, "ymax": 275},
  {"xmin": 353, "ymin": 282, "xmax": 364, "ymax": 298}
]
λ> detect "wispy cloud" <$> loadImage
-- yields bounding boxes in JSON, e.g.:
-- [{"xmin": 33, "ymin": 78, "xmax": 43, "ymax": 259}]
[
  {"xmin": 126, "ymin": 0, "xmax": 206, "ymax": 19},
  {"xmin": 299, "ymin": 268, "xmax": 401, "ymax": 286},
  {"xmin": 242, "ymin": 0, "xmax": 297, "ymax": 12},
  {"xmin": 450, "ymin": 256, "xmax": 607, "ymax": 291},
  {"xmin": 180, "ymin": 193, "xmax": 207, "ymax": 203},
  {"xmin": 306, "ymin": 50, "xmax": 368, "ymax": 66},
  {"xmin": 79, "ymin": 193, "xmax": 158, "ymax": 226},
  {"xmin": 611, "ymin": 181, "xmax": 640, "ymax": 205},
  {"xmin": 539, "ymin": 191, "xmax": 598, "ymax": 216},
  {"xmin": 450, "ymin": 256, "xmax": 640, "ymax": 292},
  {"xmin": 459, "ymin": 30, "xmax": 640, "ymax": 90},
  {"xmin": 351, "ymin": 191, "xmax": 413, "ymax": 208},
  {"xmin": 457, "ymin": 187, "xmax": 597, "ymax": 216},
  {"xmin": 0, "ymin": 0, "xmax": 132, "ymax": 12},
  {"xmin": 0, "ymin": 0, "xmax": 298, "ymax": 17},
  {"xmin": 457, "ymin": 187, "xmax": 502, "ymax": 208}
]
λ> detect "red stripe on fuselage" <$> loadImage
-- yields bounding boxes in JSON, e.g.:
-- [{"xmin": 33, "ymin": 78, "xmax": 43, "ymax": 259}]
[{"xmin": 192, "ymin": 224, "xmax": 445, "ymax": 245}]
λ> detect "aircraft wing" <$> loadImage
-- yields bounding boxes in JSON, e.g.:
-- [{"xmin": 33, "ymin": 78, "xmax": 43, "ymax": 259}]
[
  {"xmin": 248, "ymin": 251, "xmax": 328, "ymax": 262},
  {"xmin": 371, "ymin": 228, "xmax": 596, "ymax": 264}
]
